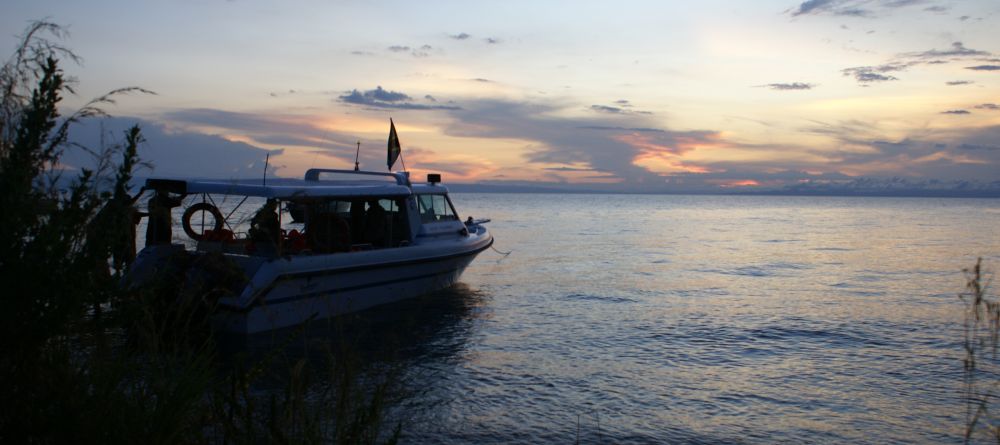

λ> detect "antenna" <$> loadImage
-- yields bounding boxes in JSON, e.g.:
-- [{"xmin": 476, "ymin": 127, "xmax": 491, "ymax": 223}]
[
  {"xmin": 354, "ymin": 140, "xmax": 361, "ymax": 171},
  {"xmin": 262, "ymin": 153, "xmax": 270, "ymax": 186}
]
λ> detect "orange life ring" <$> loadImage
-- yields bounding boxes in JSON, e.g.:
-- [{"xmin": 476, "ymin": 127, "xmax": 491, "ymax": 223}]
[{"xmin": 182, "ymin": 202, "xmax": 224, "ymax": 241}]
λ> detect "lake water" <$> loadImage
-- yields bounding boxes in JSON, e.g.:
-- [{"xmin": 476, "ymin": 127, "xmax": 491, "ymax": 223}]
[{"xmin": 188, "ymin": 193, "xmax": 1000, "ymax": 443}]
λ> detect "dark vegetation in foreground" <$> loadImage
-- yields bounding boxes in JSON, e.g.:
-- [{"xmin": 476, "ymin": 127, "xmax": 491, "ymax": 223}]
[{"xmin": 0, "ymin": 22, "xmax": 400, "ymax": 443}]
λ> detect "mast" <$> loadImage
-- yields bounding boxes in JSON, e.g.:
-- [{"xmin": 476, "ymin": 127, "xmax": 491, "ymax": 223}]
[{"xmin": 354, "ymin": 140, "xmax": 361, "ymax": 171}]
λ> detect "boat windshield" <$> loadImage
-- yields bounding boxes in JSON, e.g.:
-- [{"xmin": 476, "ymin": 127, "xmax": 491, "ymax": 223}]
[{"xmin": 417, "ymin": 194, "xmax": 458, "ymax": 223}]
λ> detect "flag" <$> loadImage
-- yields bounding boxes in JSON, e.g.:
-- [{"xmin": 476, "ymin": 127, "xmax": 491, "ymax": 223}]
[{"xmin": 387, "ymin": 118, "xmax": 401, "ymax": 171}]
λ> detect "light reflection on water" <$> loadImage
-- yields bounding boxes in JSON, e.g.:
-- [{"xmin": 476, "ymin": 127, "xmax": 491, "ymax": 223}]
[
  {"xmin": 163, "ymin": 193, "xmax": 999, "ymax": 443},
  {"xmin": 408, "ymin": 194, "xmax": 997, "ymax": 443}
]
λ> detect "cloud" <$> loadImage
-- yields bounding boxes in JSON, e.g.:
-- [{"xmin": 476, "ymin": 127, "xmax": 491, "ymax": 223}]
[
  {"xmin": 449, "ymin": 33, "xmax": 471, "ymax": 40},
  {"xmin": 790, "ymin": 0, "xmax": 834, "ymax": 16},
  {"xmin": 165, "ymin": 108, "xmax": 327, "ymax": 143},
  {"xmin": 959, "ymin": 143, "xmax": 1000, "ymax": 151},
  {"xmin": 842, "ymin": 66, "xmax": 901, "ymax": 83},
  {"xmin": 62, "ymin": 117, "xmax": 282, "ymax": 179},
  {"xmin": 941, "ymin": 109, "xmax": 971, "ymax": 114},
  {"xmin": 362, "ymin": 86, "xmax": 409, "ymax": 102},
  {"xmin": 790, "ymin": 0, "xmax": 867, "ymax": 17},
  {"xmin": 589, "ymin": 104, "xmax": 653, "ymax": 115},
  {"xmin": 761, "ymin": 82, "xmax": 816, "ymax": 90},
  {"xmin": 904, "ymin": 41, "xmax": 990, "ymax": 59},
  {"xmin": 543, "ymin": 166, "xmax": 596, "ymax": 172},
  {"xmin": 945, "ymin": 80, "xmax": 973, "ymax": 86},
  {"xmin": 576, "ymin": 125, "xmax": 668, "ymax": 133},
  {"xmin": 268, "ymin": 89, "xmax": 299, "ymax": 98},
  {"xmin": 387, "ymin": 44, "xmax": 432, "ymax": 57},
  {"xmin": 433, "ymin": 99, "xmax": 729, "ymax": 188},
  {"xmin": 966, "ymin": 65, "xmax": 1000, "ymax": 71},
  {"xmin": 800, "ymin": 119, "xmax": 1000, "ymax": 183},
  {"xmin": 788, "ymin": 0, "xmax": 929, "ymax": 17},
  {"xmin": 837, "ymin": 42, "xmax": 997, "ymax": 85},
  {"xmin": 339, "ymin": 86, "xmax": 461, "ymax": 110},
  {"xmin": 974, "ymin": 104, "xmax": 999, "ymax": 110},
  {"xmin": 160, "ymin": 108, "xmax": 413, "ymax": 173},
  {"xmin": 123, "ymin": 97, "xmax": 1000, "ymax": 193},
  {"xmin": 485, "ymin": 37, "xmax": 500, "ymax": 44},
  {"xmin": 591, "ymin": 105, "xmax": 626, "ymax": 113},
  {"xmin": 137, "ymin": 96, "xmax": 1000, "ymax": 192},
  {"xmin": 159, "ymin": 108, "xmax": 371, "ymax": 162}
]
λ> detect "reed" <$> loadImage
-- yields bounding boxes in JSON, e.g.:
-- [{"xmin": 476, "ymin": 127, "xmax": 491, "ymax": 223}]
[
  {"xmin": 960, "ymin": 258, "xmax": 999, "ymax": 442},
  {"xmin": 0, "ymin": 21, "xmax": 401, "ymax": 444}
]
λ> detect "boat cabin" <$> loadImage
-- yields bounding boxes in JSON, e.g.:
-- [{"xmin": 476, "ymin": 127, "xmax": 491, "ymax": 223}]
[{"xmin": 142, "ymin": 169, "xmax": 467, "ymax": 258}]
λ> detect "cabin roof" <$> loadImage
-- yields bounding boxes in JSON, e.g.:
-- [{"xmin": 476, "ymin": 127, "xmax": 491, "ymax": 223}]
[{"xmin": 144, "ymin": 177, "xmax": 450, "ymax": 198}]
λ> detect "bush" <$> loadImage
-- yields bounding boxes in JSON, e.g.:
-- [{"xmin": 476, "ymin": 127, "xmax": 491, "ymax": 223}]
[{"xmin": 0, "ymin": 22, "xmax": 400, "ymax": 444}]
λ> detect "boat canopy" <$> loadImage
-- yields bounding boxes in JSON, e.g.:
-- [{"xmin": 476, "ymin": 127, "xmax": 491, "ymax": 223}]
[{"xmin": 144, "ymin": 178, "xmax": 412, "ymax": 199}]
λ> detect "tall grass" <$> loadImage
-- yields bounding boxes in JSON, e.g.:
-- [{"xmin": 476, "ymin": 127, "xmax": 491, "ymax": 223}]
[
  {"xmin": 0, "ymin": 21, "xmax": 400, "ymax": 444},
  {"xmin": 961, "ymin": 258, "xmax": 999, "ymax": 443}
]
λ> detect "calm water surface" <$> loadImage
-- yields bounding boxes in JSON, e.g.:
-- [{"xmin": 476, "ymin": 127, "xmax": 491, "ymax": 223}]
[{"xmin": 223, "ymin": 194, "xmax": 1000, "ymax": 443}]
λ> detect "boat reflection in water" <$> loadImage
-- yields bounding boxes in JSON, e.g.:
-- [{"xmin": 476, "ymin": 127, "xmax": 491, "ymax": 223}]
[
  {"xmin": 213, "ymin": 283, "xmax": 490, "ymax": 440},
  {"xmin": 218, "ymin": 282, "xmax": 488, "ymax": 363}
]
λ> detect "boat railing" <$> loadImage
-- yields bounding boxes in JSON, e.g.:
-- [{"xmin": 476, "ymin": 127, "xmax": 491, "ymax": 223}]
[{"xmin": 304, "ymin": 168, "xmax": 410, "ymax": 185}]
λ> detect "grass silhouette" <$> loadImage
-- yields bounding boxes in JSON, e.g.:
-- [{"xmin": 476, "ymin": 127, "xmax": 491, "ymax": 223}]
[{"xmin": 0, "ymin": 21, "xmax": 400, "ymax": 444}]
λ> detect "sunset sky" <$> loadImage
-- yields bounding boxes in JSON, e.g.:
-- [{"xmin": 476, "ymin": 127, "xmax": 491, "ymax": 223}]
[{"xmin": 3, "ymin": 0, "xmax": 999, "ymax": 192}]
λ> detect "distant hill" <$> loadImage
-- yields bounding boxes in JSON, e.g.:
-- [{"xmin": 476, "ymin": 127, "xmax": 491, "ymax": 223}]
[
  {"xmin": 114, "ymin": 176, "xmax": 1000, "ymax": 198},
  {"xmin": 448, "ymin": 177, "xmax": 1000, "ymax": 198}
]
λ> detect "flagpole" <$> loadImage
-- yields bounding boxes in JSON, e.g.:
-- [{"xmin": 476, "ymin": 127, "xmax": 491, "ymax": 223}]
[{"xmin": 262, "ymin": 153, "xmax": 270, "ymax": 186}]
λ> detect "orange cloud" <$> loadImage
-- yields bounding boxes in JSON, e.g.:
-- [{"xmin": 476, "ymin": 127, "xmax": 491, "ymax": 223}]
[
  {"xmin": 402, "ymin": 146, "xmax": 501, "ymax": 182},
  {"xmin": 714, "ymin": 179, "xmax": 761, "ymax": 188},
  {"xmin": 615, "ymin": 132, "xmax": 721, "ymax": 156},
  {"xmin": 614, "ymin": 133, "xmax": 717, "ymax": 174}
]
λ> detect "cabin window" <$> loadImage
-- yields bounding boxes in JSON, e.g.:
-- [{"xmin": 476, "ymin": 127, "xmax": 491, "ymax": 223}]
[
  {"xmin": 297, "ymin": 197, "xmax": 410, "ymax": 250},
  {"xmin": 417, "ymin": 194, "xmax": 458, "ymax": 223}
]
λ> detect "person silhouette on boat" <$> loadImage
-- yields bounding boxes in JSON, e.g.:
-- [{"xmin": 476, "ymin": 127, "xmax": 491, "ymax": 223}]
[
  {"xmin": 145, "ymin": 189, "xmax": 182, "ymax": 246},
  {"xmin": 249, "ymin": 198, "xmax": 281, "ymax": 248},
  {"xmin": 365, "ymin": 199, "xmax": 387, "ymax": 247},
  {"xmin": 349, "ymin": 199, "xmax": 366, "ymax": 244},
  {"xmin": 305, "ymin": 203, "xmax": 350, "ymax": 253}
]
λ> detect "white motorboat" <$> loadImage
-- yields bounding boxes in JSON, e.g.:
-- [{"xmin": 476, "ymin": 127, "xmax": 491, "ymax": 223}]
[{"xmin": 129, "ymin": 168, "xmax": 493, "ymax": 334}]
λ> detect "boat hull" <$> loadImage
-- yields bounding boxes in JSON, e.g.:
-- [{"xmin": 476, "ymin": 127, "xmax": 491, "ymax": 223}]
[{"xmin": 213, "ymin": 230, "xmax": 492, "ymax": 334}]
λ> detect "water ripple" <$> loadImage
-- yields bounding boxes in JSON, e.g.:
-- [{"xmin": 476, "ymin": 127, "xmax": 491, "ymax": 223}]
[{"xmin": 319, "ymin": 194, "xmax": 1000, "ymax": 443}]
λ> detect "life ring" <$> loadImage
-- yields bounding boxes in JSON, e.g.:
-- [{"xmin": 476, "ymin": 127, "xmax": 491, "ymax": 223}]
[{"xmin": 182, "ymin": 202, "xmax": 224, "ymax": 241}]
